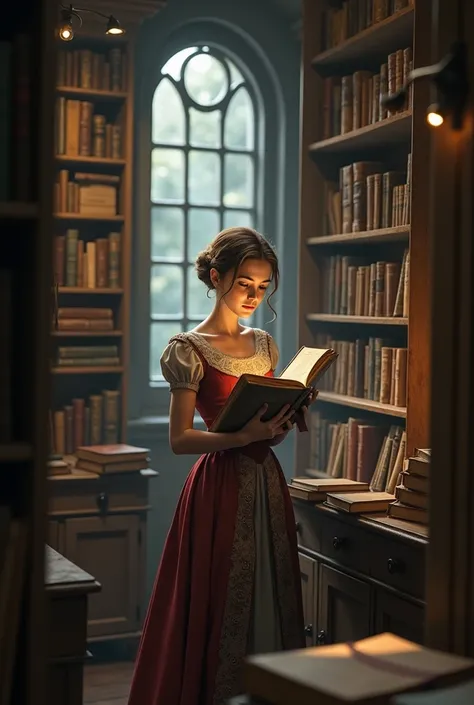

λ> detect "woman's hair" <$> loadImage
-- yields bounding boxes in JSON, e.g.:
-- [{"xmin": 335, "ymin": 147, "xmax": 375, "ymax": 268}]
[{"xmin": 195, "ymin": 227, "xmax": 279, "ymax": 318}]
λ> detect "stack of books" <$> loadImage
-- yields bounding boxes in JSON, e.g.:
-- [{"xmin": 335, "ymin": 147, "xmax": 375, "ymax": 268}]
[
  {"xmin": 388, "ymin": 448, "xmax": 430, "ymax": 525},
  {"xmin": 74, "ymin": 443, "xmax": 150, "ymax": 475},
  {"xmin": 289, "ymin": 476, "xmax": 395, "ymax": 515}
]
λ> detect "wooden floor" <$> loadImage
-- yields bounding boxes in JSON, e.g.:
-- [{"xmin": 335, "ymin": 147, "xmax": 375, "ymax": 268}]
[{"xmin": 84, "ymin": 662, "xmax": 134, "ymax": 705}]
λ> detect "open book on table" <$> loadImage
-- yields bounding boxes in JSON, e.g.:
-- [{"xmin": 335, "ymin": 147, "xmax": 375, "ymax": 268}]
[{"xmin": 210, "ymin": 346, "xmax": 338, "ymax": 433}]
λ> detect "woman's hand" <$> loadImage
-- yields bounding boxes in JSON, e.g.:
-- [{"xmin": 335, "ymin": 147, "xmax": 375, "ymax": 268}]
[
  {"xmin": 237, "ymin": 404, "xmax": 295, "ymax": 446},
  {"xmin": 294, "ymin": 388, "xmax": 319, "ymax": 432},
  {"xmin": 269, "ymin": 417, "xmax": 296, "ymax": 446}
]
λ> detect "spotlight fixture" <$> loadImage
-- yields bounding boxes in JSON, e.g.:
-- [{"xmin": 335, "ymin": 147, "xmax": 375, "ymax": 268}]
[
  {"xmin": 381, "ymin": 41, "xmax": 468, "ymax": 131},
  {"xmin": 58, "ymin": 4, "xmax": 125, "ymax": 40}
]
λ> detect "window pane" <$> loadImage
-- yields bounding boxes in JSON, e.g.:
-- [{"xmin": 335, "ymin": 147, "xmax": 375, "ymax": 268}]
[
  {"xmin": 152, "ymin": 79, "xmax": 185, "ymax": 146},
  {"xmin": 223, "ymin": 210, "xmax": 254, "ymax": 230},
  {"xmin": 187, "ymin": 265, "xmax": 214, "ymax": 318},
  {"xmin": 150, "ymin": 264, "xmax": 183, "ymax": 316},
  {"xmin": 189, "ymin": 107, "xmax": 221, "ymax": 148},
  {"xmin": 151, "ymin": 207, "xmax": 184, "ymax": 260},
  {"xmin": 224, "ymin": 88, "xmax": 254, "ymax": 150},
  {"xmin": 223, "ymin": 154, "xmax": 254, "ymax": 207},
  {"xmin": 226, "ymin": 59, "xmax": 244, "ymax": 89},
  {"xmin": 189, "ymin": 150, "xmax": 220, "ymax": 205},
  {"xmin": 161, "ymin": 48, "xmax": 197, "ymax": 81},
  {"xmin": 188, "ymin": 208, "xmax": 220, "ymax": 262},
  {"xmin": 151, "ymin": 148, "xmax": 185, "ymax": 203},
  {"xmin": 150, "ymin": 321, "xmax": 182, "ymax": 381},
  {"xmin": 184, "ymin": 53, "xmax": 228, "ymax": 107}
]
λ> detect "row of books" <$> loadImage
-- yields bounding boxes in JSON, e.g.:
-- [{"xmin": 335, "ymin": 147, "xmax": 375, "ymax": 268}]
[
  {"xmin": 321, "ymin": 0, "xmax": 413, "ymax": 52},
  {"xmin": 57, "ymin": 47, "xmax": 127, "ymax": 93},
  {"xmin": 54, "ymin": 229, "xmax": 121, "ymax": 289},
  {"xmin": 55, "ymin": 345, "xmax": 121, "ymax": 368},
  {"xmin": 324, "ymin": 155, "xmax": 411, "ymax": 236},
  {"xmin": 54, "ymin": 170, "xmax": 119, "ymax": 216},
  {"xmin": 388, "ymin": 449, "xmax": 430, "ymax": 525},
  {"xmin": 55, "ymin": 98, "xmax": 123, "ymax": 159},
  {"xmin": 322, "ymin": 46, "xmax": 412, "ymax": 139},
  {"xmin": 52, "ymin": 390, "xmax": 121, "ymax": 455},
  {"xmin": 55, "ymin": 307, "xmax": 116, "ymax": 332},
  {"xmin": 321, "ymin": 248, "xmax": 409, "ymax": 317}
]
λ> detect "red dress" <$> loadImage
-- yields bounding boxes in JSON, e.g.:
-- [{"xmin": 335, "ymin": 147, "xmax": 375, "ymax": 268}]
[{"xmin": 127, "ymin": 329, "xmax": 304, "ymax": 705}]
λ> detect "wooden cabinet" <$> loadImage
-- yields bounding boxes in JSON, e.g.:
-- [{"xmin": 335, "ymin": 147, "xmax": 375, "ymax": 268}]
[
  {"xmin": 47, "ymin": 468, "xmax": 156, "ymax": 642},
  {"xmin": 294, "ymin": 500, "xmax": 426, "ymax": 646}
]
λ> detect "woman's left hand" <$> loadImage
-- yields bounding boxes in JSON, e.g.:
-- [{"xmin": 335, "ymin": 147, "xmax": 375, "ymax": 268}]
[{"xmin": 294, "ymin": 388, "xmax": 319, "ymax": 433}]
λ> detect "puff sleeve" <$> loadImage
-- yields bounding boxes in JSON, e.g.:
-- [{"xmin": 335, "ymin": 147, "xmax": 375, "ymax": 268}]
[
  {"xmin": 267, "ymin": 333, "xmax": 280, "ymax": 371},
  {"xmin": 160, "ymin": 339, "xmax": 204, "ymax": 393}
]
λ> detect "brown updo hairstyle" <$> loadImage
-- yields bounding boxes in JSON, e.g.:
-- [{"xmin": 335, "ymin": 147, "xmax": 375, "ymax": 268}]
[{"xmin": 195, "ymin": 227, "xmax": 279, "ymax": 319}]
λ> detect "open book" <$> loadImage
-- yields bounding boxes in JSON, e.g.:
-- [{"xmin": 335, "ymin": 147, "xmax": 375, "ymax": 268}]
[{"xmin": 210, "ymin": 346, "xmax": 338, "ymax": 433}]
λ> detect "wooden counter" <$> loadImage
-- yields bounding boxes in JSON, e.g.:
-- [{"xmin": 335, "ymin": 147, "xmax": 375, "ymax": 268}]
[{"xmin": 46, "ymin": 545, "xmax": 101, "ymax": 705}]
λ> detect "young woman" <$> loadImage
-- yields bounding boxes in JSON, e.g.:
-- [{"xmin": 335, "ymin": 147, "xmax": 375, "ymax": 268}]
[{"xmin": 128, "ymin": 227, "xmax": 314, "ymax": 705}]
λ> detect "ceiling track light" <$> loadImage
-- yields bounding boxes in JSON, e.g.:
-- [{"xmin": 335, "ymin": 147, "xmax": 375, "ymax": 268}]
[{"xmin": 58, "ymin": 3, "xmax": 125, "ymax": 41}]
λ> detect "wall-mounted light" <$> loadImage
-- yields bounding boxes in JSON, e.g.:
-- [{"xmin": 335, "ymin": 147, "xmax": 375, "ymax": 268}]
[
  {"xmin": 58, "ymin": 4, "xmax": 125, "ymax": 41},
  {"xmin": 382, "ymin": 41, "xmax": 469, "ymax": 131}
]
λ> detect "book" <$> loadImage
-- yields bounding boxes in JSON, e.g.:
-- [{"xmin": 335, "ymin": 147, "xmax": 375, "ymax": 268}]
[
  {"xmin": 210, "ymin": 346, "xmax": 338, "ymax": 434},
  {"xmin": 288, "ymin": 477, "xmax": 369, "ymax": 501},
  {"xmin": 325, "ymin": 490, "xmax": 396, "ymax": 513},
  {"xmin": 392, "ymin": 678, "xmax": 474, "ymax": 705},
  {"xmin": 244, "ymin": 633, "xmax": 474, "ymax": 705},
  {"xmin": 75, "ymin": 443, "xmax": 149, "ymax": 464}
]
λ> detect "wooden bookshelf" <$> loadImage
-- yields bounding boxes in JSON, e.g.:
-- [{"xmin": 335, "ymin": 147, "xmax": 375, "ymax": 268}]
[
  {"xmin": 297, "ymin": 0, "xmax": 431, "ymax": 487},
  {"xmin": 0, "ymin": 1, "xmax": 56, "ymax": 704}
]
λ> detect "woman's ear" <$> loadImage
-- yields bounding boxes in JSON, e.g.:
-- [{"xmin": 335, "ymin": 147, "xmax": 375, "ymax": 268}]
[{"xmin": 209, "ymin": 267, "xmax": 219, "ymax": 289}]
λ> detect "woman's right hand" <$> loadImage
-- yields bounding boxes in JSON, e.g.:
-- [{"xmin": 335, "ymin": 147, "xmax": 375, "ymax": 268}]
[{"xmin": 237, "ymin": 404, "xmax": 295, "ymax": 446}]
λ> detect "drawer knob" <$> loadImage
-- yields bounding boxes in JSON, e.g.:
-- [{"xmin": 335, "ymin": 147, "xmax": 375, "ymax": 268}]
[
  {"xmin": 304, "ymin": 623, "xmax": 313, "ymax": 637},
  {"xmin": 332, "ymin": 536, "xmax": 345, "ymax": 550},
  {"xmin": 387, "ymin": 557, "xmax": 403, "ymax": 574},
  {"xmin": 316, "ymin": 629, "xmax": 326, "ymax": 645},
  {"xmin": 96, "ymin": 492, "xmax": 109, "ymax": 514},
  {"xmin": 295, "ymin": 522, "xmax": 301, "ymax": 534}
]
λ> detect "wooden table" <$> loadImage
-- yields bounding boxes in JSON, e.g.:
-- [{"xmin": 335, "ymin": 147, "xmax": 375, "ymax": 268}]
[{"xmin": 45, "ymin": 545, "xmax": 101, "ymax": 705}]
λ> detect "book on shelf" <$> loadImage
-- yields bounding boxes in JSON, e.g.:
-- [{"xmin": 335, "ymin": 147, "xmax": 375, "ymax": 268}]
[
  {"xmin": 52, "ymin": 389, "xmax": 121, "ymax": 455},
  {"xmin": 322, "ymin": 46, "xmax": 412, "ymax": 139},
  {"xmin": 55, "ymin": 344, "xmax": 121, "ymax": 368},
  {"xmin": 55, "ymin": 98, "xmax": 123, "ymax": 159},
  {"xmin": 388, "ymin": 448, "xmax": 431, "ymax": 525},
  {"xmin": 314, "ymin": 333, "xmax": 407, "ymax": 407},
  {"xmin": 288, "ymin": 476, "xmax": 369, "ymax": 501},
  {"xmin": 54, "ymin": 170, "xmax": 120, "ymax": 216},
  {"xmin": 74, "ymin": 443, "xmax": 150, "ymax": 475},
  {"xmin": 54, "ymin": 230, "xmax": 121, "ymax": 288},
  {"xmin": 55, "ymin": 307, "xmax": 116, "ymax": 332},
  {"xmin": 321, "ymin": 247, "xmax": 409, "ymax": 317},
  {"xmin": 57, "ymin": 46, "xmax": 127, "ymax": 93},
  {"xmin": 210, "ymin": 346, "xmax": 339, "ymax": 433},
  {"xmin": 323, "ymin": 155, "xmax": 411, "ymax": 237},
  {"xmin": 245, "ymin": 631, "xmax": 474, "ymax": 705},
  {"xmin": 325, "ymin": 490, "xmax": 395, "ymax": 513}
]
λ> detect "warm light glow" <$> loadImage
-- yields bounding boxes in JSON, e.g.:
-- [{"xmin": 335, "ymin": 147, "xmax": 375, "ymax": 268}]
[
  {"xmin": 106, "ymin": 26, "xmax": 124, "ymax": 35},
  {"xmin": 427, "ymin": 110, "xmax": 444, "ymax": 127},
  {"xmin": 59, "ymin": 23, "xmax": 74, "ymax": 41},
  {"xmin": 106, "ymin": 16, "xmax": 125, "ymax": 35}
]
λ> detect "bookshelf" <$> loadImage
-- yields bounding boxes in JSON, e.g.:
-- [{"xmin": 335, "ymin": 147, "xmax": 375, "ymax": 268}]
[
  {"xmin": 296, "ymin": 0, "xmax": 432, "ymax": 489},
  {"xmin": 0, "ymin": 1, "xmax": 56, "ymax": 704}
]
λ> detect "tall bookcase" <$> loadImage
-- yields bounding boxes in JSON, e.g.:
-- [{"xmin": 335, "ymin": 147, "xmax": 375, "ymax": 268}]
[
  {"xmin": 296, "ymin": 0, "xmax": 432, "ymax": 488},
  {"xmin": 0, "ymin": 1, "xmax": 55, "ymax": 705}
]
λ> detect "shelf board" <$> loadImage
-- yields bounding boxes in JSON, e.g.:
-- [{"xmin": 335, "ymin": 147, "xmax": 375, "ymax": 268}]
[
  {"xmin": 312, "ymin": 7, "xmax": 414, "ymax": 71},
  {"xmin": 52, "ymin": 366, "xmax": 124, "ymax": 374},
  {"xmin": 54, "ymin": 213, "xmax": 125, "ymax": 221},
  {"xmin": 0, "ymin": 201, "xmax": 38, "ymax": 219},
  {"xmin": 307, "ymin": 226, "xmax": 410, "ymax": 246},
  {"xmin": 51, "ymin": 331, "xmax": 123, "ymax": 337},
  {"xmin": 56, "ymin": 86, "xmax": 128, "ymax": 100},
  {"xmin": 0, "ymin": 442, "xmax": 33, "ymax": 462},
  {"xmin": 307, "ymin": 314, "xmax": 408, "ymax": 326},
  {"xmin": 55, "ymin": 155, "xmax": 126, "ymax": 166},
  {"xmin": 309, "ymin": 112, "xmax": 412, "ymax": 156},
  {"xmin": 317, "ymin": 391, "xmax": 407, "ymax": 418},
  {"xmin": 58, "ymin": 287, "xmax": 124, "ymax": 294}
]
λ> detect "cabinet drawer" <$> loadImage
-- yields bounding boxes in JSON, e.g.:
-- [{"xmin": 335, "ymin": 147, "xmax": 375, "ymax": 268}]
[
  {"xmin": 370, "ymin": 535, "xmax": 425, "ymax": 599},
  {"xmin": 321, "ymin": 515, "xmax": 372, "ymax": 575},
  {"xmin": 293, "ymin": 501, "xmax": 322, "ymax": 553},
  {"xmin": 49, "ymin": 472, "xmax": 150, "ymax": 515}
]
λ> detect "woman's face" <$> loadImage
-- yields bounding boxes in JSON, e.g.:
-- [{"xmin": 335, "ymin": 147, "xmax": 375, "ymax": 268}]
[{"xmin": 212, "ymin": 258, "xmax": 273, "ymax": 319}]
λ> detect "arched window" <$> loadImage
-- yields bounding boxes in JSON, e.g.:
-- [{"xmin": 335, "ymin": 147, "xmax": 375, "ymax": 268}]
[{"xmin": 148, "ymin": 46, "xmax": 259, "ymax": 384}]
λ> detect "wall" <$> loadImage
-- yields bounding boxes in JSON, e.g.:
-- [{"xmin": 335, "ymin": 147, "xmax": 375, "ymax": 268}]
[{"xmin": 128, "ymin": 0, "xmax": 301, "ymax": 599}]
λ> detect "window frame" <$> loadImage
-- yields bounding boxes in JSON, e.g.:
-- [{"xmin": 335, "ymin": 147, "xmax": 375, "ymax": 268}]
[{"xmin": 148, "ymin": 46, "xmax": 261, "ymax": 388}]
